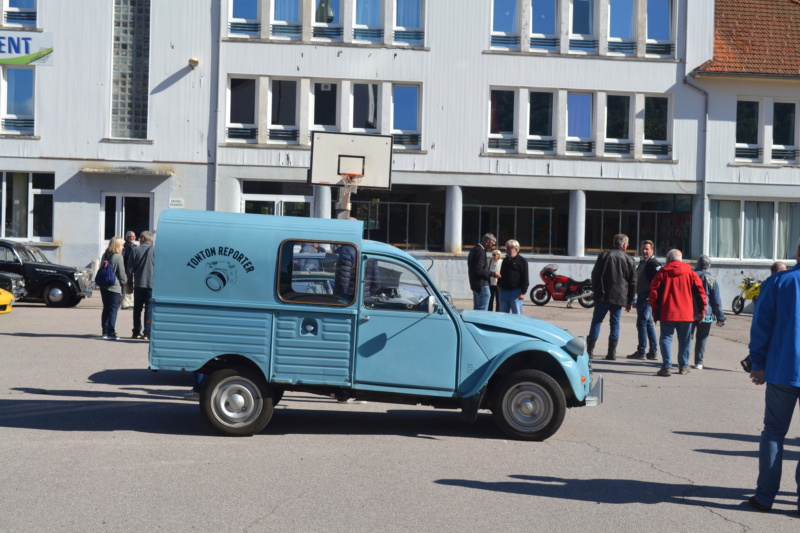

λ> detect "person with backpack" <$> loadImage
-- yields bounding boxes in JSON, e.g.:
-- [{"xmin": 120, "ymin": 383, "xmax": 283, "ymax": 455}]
[{"xmin": 97, "ymin": 236, "xmax": 127, "ymax": 340}]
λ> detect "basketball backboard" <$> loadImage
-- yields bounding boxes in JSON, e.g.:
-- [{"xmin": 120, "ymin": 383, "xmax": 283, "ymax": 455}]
[{"xmin": 308, "ymin": 132, "xmax": 392, "ymax": 190}]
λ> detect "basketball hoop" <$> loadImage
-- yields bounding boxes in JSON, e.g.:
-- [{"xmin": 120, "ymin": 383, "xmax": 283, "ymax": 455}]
[{"xmin": 341, "ymin": 173, "xmax": 363, "ymax": 197}]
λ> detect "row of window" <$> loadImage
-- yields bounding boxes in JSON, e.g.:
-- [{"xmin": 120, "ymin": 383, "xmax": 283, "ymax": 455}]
[
  {"xmin": 1, "ymin": 171, "xmax": 53, "ymax": 240},
  {"xmin": 230, "ymin": 0, "xmax": 424, "ymax": 44},
  {"xmin": 489, "ymin": 88, "xmax": 671, "ymax": 158},
  {"xmin": 710, "ymin": 200, "xmax": 800, "ymax": 261},
  {"xmin": 491, "ymin": 0, "xmax": 674, "ymax": 56},
  {"xmin": 228, "ymin": 77, "xmax": 421, "ymax": 148},
  {"xmin": 736, "ymin": 99, "xmax": 800, "ymax": 163}
]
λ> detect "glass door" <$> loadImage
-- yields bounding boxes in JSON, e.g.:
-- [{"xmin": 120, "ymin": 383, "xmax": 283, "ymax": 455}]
[{"xmin": 101, "ymin": 193, "xmax": 152, "ymax": 250}]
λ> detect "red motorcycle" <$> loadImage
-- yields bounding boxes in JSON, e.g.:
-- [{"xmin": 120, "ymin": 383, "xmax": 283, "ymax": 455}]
[{"xmin": 529, "ymin": 264, "xmax": 594, "ymax": 308}]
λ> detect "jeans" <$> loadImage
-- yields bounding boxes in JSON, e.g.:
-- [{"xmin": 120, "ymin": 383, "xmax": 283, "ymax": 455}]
[
  {"xmin": 588, "ymin": 300, "xmax": 622, "ymax": 340},
  {"xmin": 635, "ymin": 295, "xmax": 657, "ymax": 355},
  {"xmin": 754, "ymin": 383, "xmax": 800, "ymax": 509},
  {"xmin": 488, "ymin": 285, "xmax": 500, "ymax": 312},
  {"xmin": 133, "ymin": 287, "xmax": 153, "ymax": 336},
  {"xmin": 498, "ymin": 290, "xmax": 523, "ymax": 314},
  {"xmin": 659, "ymin": 321, "xmax": 693, "ymax": 369},
  {"xmin": 692, "ymin": 321, "xmax": 712, "ymax": 366},
  {"xmin": 100, "ymin": 289, "xmax": 120, "ymax": 336},
  {"xmin": 472, "ymin": 285, "xmax": 490, "ymax": 310}
]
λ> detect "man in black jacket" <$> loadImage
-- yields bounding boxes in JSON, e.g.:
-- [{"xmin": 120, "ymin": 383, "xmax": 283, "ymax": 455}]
[
  {"xmin": 587, "ymin": 234, "xmax": 637, "ymax": 360},
  {"xmin": 627, "ymin": 240, "xmax": 661, "ymax": 360},
  {"xmin": 498, "ymin": 239, "xmax": 528, "ymax": 314},
  {"xmin": 467, "ymin": 233, "xmax": 498, "ymax": 310}
]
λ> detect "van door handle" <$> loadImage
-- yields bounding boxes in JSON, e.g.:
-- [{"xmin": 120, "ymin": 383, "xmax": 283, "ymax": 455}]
[{"xmin": 362, "ymin": 315, "xmax": 370, "ymax": 322}]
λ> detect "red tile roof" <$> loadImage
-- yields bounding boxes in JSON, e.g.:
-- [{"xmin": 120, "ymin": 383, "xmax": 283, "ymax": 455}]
[{"xmin": 697, "ymin": 0, "xmax": 800, "ymax": 77}]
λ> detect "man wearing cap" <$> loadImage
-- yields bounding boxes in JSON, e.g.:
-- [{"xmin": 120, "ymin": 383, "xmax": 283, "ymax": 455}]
[{"xmin": 693, "ymin": 255, "xmax": 726, "ymax": 370}]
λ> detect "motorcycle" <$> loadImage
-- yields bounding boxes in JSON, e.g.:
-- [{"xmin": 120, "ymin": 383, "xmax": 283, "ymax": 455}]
[
  {"xmin": 529, "ymin": 264, "xmax": 594, "ymax": 308},
  {"xmin": 731, "ymin": 276, "xmax": 760, "ymax": 315}
]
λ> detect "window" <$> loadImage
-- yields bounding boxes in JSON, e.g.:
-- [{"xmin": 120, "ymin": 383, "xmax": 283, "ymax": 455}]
[
  {"xmin": 228, "ymin": 78, "xmax": 257, "ymax": 141},
  {"xmin": 492, "ymin": 0, "xmax": 519, "ymax": 48},
  {"xmin": 362, "ymin": 260, "xmax": 432, "ymax": 312},
  {"xmin": 352, "ymin": 83, "xmax": 378, "ymax": 130},
  {"xmin": 489, "ymin": 89, "xmax": 516, "ymax": 150},
  {"xmin": 111, "ymin": 0, "xmax": 150, "ymax": 139},
  {"xmin": 646, "ymin": 0, "xmax": 673, "ymax": 54},
  {"xmin": 777, "ymin": 203, "xmax": 800, "ymax": 259},
  {"xmin": 605, "ymin": 94, "xmax": 630, "ymax": 154},
  {"xmin": 644, "ymin": 96, "xmax": 670, "ymax": 156},
  {"xmin": 269, "ymin": 79, "xmax": 298, "ymax": 142},
  {"xmin": 313, "ymin": 0, "xmax": 342, "ymax": 39},
  {"xmin": 392, "ymin": 84, "xmax": 420, "ymax": 148},
  {"xmin": 277, "ymin": 240, "xmax": 355, "ymax": 305},
  {"xmin": 2, "ymin": 67, "xmax": 33, "ymax": 134},
  {"xmin": 354, "ymin": 0, "xmax": 382, "ymax": 41},
  {"xmin": 608, "ymin": 0, "xmax": 635, "ymax": 54},
  {"xmin": 395, "ymin": 0, "xmax": 423, "ymax": 44},
  {"xmin": 530, "ymin": 0, "xmax": 557, "ymax": 50},
  {"xmin": 528, "ymin": 91, "xmax": 554, "ymax": 151},
  {"xmin": 313, "ymin": 82, "xmax": 338, "ymax": 128},
  {"xmin": 567, "ymin": 92, "xmax": 593, "ymax": 153},
  {"xmin": 710, "ymin": 199, "xmax": 800, "ymax": 260},
  {"xmin": 2, "ymin": 171, "xmax": 53, "ymax": 239},
  {"xmin": 570, "ymin": 0, "xmax": 596, "ymax": 52},
  {"xmin": 4, "ymin": 0, "xmax": 36, "ymax": 26},
  {"xmin": 272, "ymin": 0, "xmax": 301, "ymax": 38},
  {"xmin": 772, "ymin": 102, "xmax": 797, "ymax": 161},
  {"xmin": 230, "ymin": 0, "xmax": 260, "ymax": 34},
  {"xmin": 736, "ymin": 100, "xmax": 761, "ymax": 159}
]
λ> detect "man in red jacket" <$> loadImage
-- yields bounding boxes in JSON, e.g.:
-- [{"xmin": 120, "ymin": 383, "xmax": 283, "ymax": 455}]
[{"xmin": 649, "ymin": 249, "xmax": 707, "ymax": 376}]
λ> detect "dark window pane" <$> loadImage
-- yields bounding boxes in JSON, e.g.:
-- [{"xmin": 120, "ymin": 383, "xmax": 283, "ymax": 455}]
[
  {"xmin": 245, "ymin": 200, "xmax": 276, "ymax": 215},
  {"xmin": 230, "ymin": 78, "xmax": 256, "ymax": 124},
  {"xmin": 572, "ymin": 0, "xmax": 593, "ymax": 35},
  {"xmin": 736, "ymin": 101, "xmax": 759, "ymax": 144},
  {"xmin": 490, "ymin": 90, "xmax": 515, "ymax": 134},
  {"xmin": 33, "ymin": 194, "xmax": 53, "ymax": 238},
  {"xmin": 123, "ymin": 196, "xmax": 150, "ymax": 237},
  {"xmin": 645, "ymin": 97, "xmax": 668, "ymax": 141},
  {"xmin": 353, "ymin": 83, "xmax": 378, "ymax": 129},
  {"xmin": 606, "ymin": 95, "xmax": 630, "ymax": 139},
  {"xmin": 529, "ymin": 92, "xmax": 553, "ymax": 136},
  {"xmin": 32, "ymin": 173, "xmax": 55, "ymax": 189},
  {"xmin": 315, "ymin": 0, "xmax": 339, "ymax": 23},
  {"xmin": 314, "ymin": 83, "xmax": 338, "ymax": 126},
  {"xmin": 272, "ymin": 80, "xmax": 297, "ymax": 126},
  {"xmin": 774, "ymin": 102, "xmax": 795, "ymax": 146},
  {"xmin": 104, "ymin": 196, "xmax": 116, "ymax": 241}
]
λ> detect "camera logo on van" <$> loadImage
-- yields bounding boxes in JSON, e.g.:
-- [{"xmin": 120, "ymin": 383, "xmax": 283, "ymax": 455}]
[{"xmin": 186, "ymin": 246, "xmax": 255, "ymax": 292}]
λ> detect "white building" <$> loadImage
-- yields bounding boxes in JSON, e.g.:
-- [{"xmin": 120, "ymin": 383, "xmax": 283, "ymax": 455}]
[{"xmin": 2, "ymin": 1, "xmax": 790, "ymax": 301}]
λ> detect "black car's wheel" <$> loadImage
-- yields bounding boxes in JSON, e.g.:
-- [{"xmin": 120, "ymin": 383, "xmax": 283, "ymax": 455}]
[
  {"xmin": 530, "ymin": 286, "xmax": 551, "ymax": 306},
  {"xmin": 732, "ymin": 295, "xmax": 744, "ymax": 315},
  {"xmin": 66, "ymin": 297, "xmax": 82, "ymax": 307},
  {"xmin": 491, "ymin": 369, "xmax": 566, "ymax": 441},
  {"xmin": 43, "ymin": 282, "xmax": 70, "ymax": 307},
  {"xmin": 578, "ymin": 291, "xmax": 594, "ymax": 308},
  {"xmin": 200, "ymin": 368, "xmax": 274, "ymax": 436}
]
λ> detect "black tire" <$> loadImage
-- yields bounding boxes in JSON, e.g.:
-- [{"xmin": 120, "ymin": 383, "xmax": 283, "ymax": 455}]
[
  {"xmin": 43, "ymin": 282, "xmax": 70, "ymax": 307},
  {"xmin": 578, "ymin": 292, "xmax": 594, "ymax": 308},
  {"xmin": 200, "ymin": 368, "xmax": 274, "ymax": 436},
  {"xmin": 66, "ymin": 297, "xmax": 82, "ymax": 308},
  {"xmin": 732, "ymin": 295, "xmax": 744, "ymax": 315},
  {"xmin": 272, "ymin": 389, "xmax": 284, "ymax": 406},
  {"xmin": 530, "ymin": 286, "xmax": 551, "ymax": 306},
  {"xmin": 491, "ymin": 369, "xmax": 566, "ymax": 441}
]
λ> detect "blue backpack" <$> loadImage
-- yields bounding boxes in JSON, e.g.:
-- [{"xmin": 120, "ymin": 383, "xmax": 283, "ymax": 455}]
[{"xmin": 95, "ymin": 254, "xmax": 117, "ymax": 287}]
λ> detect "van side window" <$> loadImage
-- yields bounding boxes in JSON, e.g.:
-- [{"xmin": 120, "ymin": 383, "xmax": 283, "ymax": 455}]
[
  {"xmin": 363, "ymin": 260, "xmax": 433, "ymax": 312},
  {"xmin": 277, "ymin": 240, "xmax": 357, "ymax": 305}
]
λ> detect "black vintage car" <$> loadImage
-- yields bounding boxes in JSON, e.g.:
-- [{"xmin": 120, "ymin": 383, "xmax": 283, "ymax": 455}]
[
  {"xmin": 0, "ymin": 240, "xmax": 93, "ymax": 307},
  {"xmin": 0, "ymin": 271, "xmax": 26, "ymax": 300}
]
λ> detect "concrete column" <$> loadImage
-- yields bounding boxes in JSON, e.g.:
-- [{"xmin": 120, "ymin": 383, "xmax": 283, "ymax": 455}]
[
  {"xmin": 519, "ymin": 0, "xmax": 531, "ymax": 52},
  {"xmin": 445, "ymin": 185, "xmax": 463, "ymax": 253},
  {"xmin": 568, "ymin": 189, "xmax": 586, "ymax": 257},
  {"xmin": 313, "ymin": 186, "xmax": 332, "ymax": 219},
  {"xmin": 691, "ymin": 193, "xmax": 707, "ymax": 259},
  {"xmin": 261, "ymin": 0, "xmax": 272, "ymax": 39}
]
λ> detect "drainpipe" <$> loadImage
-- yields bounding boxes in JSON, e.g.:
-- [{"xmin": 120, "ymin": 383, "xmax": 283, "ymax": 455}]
[{"xmin": 210, "ymin": 1, "xmax": 223, "ymax": 211}]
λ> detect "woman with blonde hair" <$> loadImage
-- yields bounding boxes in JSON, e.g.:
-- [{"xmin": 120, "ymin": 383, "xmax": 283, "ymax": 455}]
[{"xmin": 99, "ymin": 236, "xmax": 128, "ymax": 340}]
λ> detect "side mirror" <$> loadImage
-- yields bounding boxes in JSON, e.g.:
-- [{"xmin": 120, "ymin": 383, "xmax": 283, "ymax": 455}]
[{"xmin": 426, "ymin": 295, "xmax": 436, "ymax": 314}]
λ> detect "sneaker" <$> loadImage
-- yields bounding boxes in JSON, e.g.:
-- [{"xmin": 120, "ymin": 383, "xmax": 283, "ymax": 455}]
[
  {"xmin": 695, "ymin": 364, "xmax": 703, "ymax": 370},
  {"xmin": 679, "ymin": 366, "xmax": 690, "ymax": 375},
  {"xmin": 183, "ymin": 391, "xmax": 200, "ymax": 401},
  {"xmin": 656, "ymin": 368, "xmax": 671, "ymax": 377},
  {"xmin": 101, "ymin": 334, "xmax": 109, "ymax": 339},
  {"xmin": 626, "ymin": 352, "xmax": 645, "ymax": 360},
  {"xmin": 132, "ymin": 333, "xmax": 142, "ymax": 339},
  {"xmin": 747, "ymin": 496, "xmax": 772, "ymax": 513},
  {"xmin": 108, "ymin": 334, "xmax": 120, "ymax": 340},
  {"xmin": 646, "ymin": 352, "xmax": 658, "ymax": 360},
  {"xmin": 142, "ymin": 335, "xmax": 150, "ymax": 341}
]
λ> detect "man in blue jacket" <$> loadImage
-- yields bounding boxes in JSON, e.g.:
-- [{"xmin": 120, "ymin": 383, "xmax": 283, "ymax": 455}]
[{"xmin": 747, "ymin": 241, "xmax": 800, "ymax": 514}]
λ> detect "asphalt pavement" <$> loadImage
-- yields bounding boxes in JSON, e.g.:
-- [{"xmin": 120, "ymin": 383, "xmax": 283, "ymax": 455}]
[{"xmin": 1, "ymin": 295, "xmax": 798, "ymax": 532}]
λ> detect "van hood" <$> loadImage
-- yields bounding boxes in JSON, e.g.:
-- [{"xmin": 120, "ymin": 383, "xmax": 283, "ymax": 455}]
[{"xmin": 458, "ymin": 309, "xmax": 576, "ymax": 348}]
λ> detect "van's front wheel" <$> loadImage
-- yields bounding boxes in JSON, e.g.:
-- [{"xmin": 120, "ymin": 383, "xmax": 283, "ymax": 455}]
[
  {"xmin": 200, "ymin": 368, "xmax": 273, "ymax": 436},
  {"xmin": 491, "ymin": 370, "xmax": 566, "ymax": 441}
]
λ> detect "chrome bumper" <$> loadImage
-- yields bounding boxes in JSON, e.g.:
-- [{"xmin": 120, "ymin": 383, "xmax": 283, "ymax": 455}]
[{"xmin": 585, "ymin": 374, "xmax": 603, "ymax": 406}]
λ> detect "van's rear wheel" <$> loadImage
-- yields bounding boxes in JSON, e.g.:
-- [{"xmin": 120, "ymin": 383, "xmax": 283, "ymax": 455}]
[
  {"xmin": 491, "ymin": 370, "xmax": 566, "ymax": 441},
  {"xmin": 200, "ymin": 368, "xmax": 273, "ymax": 436}
]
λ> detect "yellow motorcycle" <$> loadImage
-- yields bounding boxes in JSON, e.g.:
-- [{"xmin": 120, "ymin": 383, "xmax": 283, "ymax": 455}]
[{"xmin": 732, "ymin": 276, "xmax": 760, "ymax": 315}]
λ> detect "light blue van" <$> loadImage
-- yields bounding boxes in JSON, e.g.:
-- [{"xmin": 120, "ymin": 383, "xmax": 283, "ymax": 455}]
[{"xmin": 149, "ymin": 210, "xmax": 602, "ymax": 440}]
